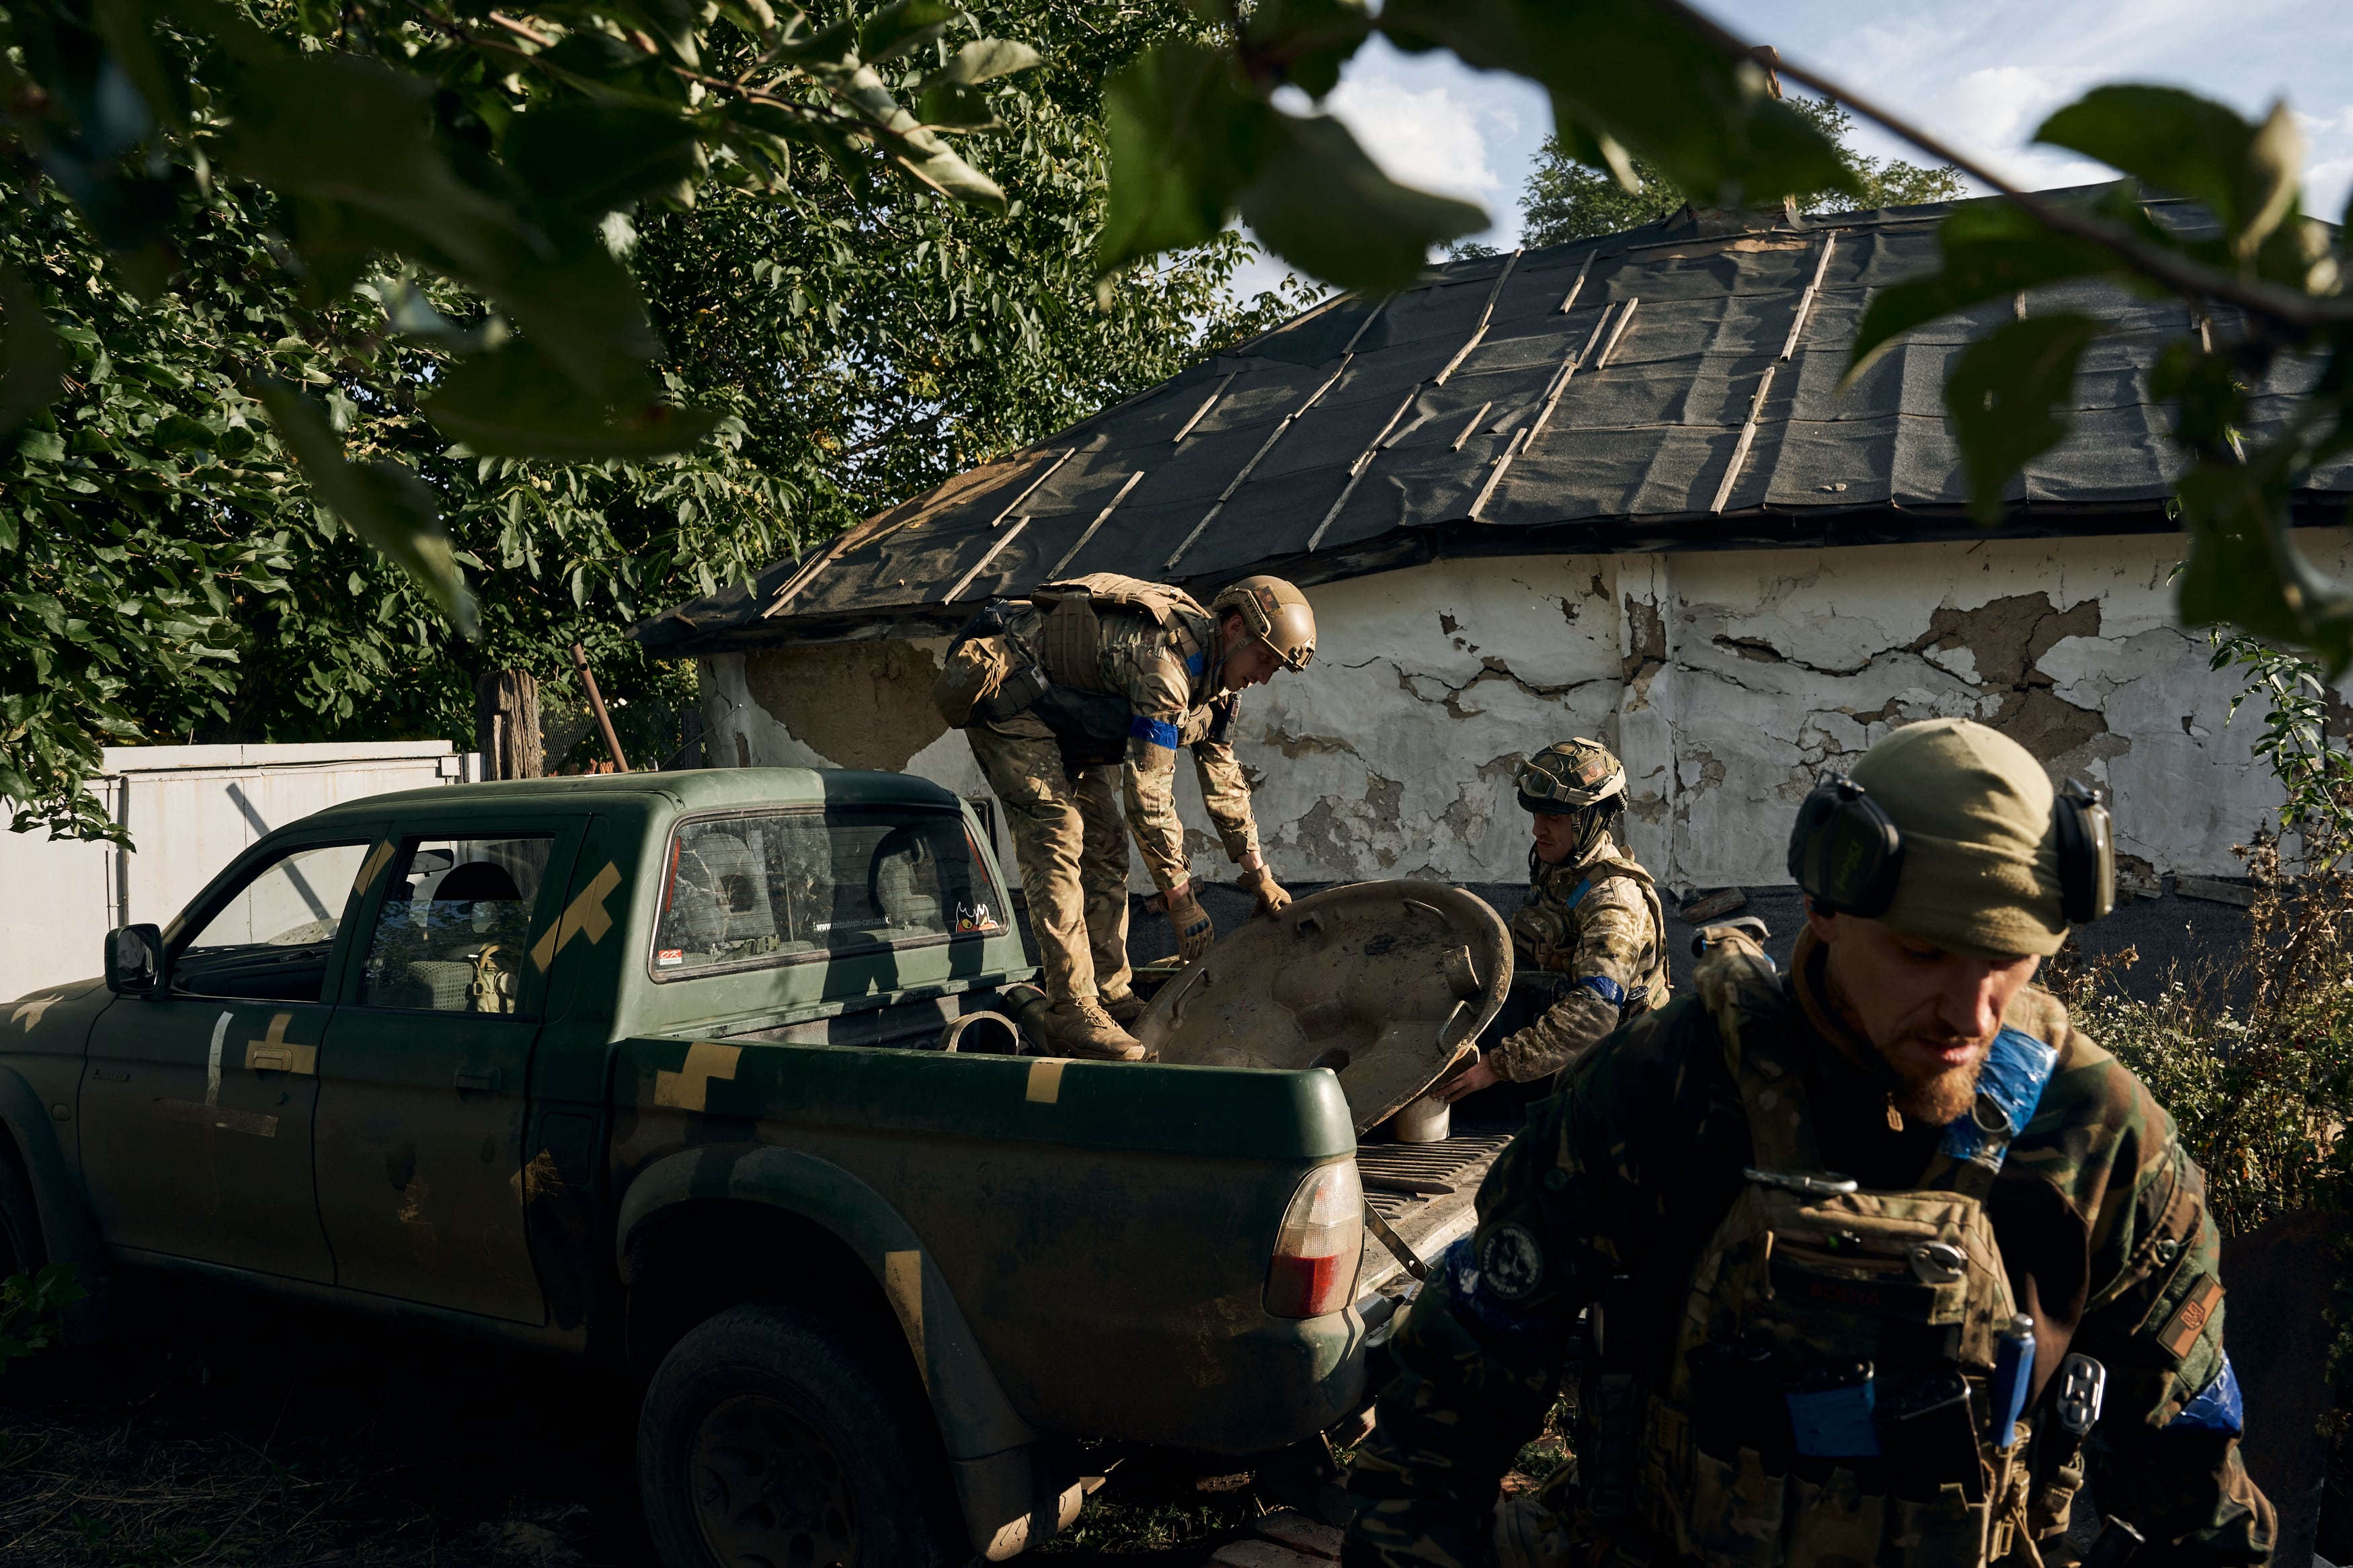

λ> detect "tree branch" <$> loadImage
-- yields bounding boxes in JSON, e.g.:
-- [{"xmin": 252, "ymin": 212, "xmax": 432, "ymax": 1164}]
[{"xmin": 1634, "ymin": 0, "xmax": 2353, "ymax": 331}]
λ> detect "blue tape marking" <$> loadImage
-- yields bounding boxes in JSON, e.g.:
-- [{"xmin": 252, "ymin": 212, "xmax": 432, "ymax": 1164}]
[
  {"xmin": 1938, "ymin": 1026, "xmax": 2058, "ymax": 1169},
  {"xmin": 2167, "ymin": 1355, "xmax": 2244, "ymax": 1436},
  {"xmin": 1787, "ymin": 1380, "xmax": 1880, "ymax": 1458},
  {"xmin": 1564, "ymin": 878, "xmax": 1592, "ymax": 908},
  {"xmin": 1129, "ymin": 714, "xmax": 1181, "ymax": 749},
  {"xmin": 1185, "ymin": 651, "xmax": 1206, "ymax": 679},
  {"xmin": 1577, "ymin": 975, "xmax": 1627, "ymax": 1007}
]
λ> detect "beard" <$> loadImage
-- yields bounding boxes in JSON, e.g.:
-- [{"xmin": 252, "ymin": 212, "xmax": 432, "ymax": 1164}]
[{"xmin": 1878, "ymin": 1037, "xmax": 1988, "ymax": 1124}]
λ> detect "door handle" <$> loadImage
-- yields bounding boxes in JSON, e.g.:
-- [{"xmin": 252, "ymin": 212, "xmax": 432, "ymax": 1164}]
[{"xmin": 454, "ymin": 1067, "xmax": 502, "ymax": 1092}]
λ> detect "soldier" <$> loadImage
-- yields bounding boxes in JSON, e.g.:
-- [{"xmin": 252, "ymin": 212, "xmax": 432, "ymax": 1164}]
[
  {"xmin": 934, "ymin": 573, "xmax": 1313, "ymax": 1059},
  {"xmin": 1076, "ymin": 690, "xmax": 1285, "ymax": 1027},
  {"xmin": 1436, "ymin": 739, "xmax": 1667, "ymax": 1104},
  {"xmin": 1347, "ymin": 718, "xmax": 2272, "ymax": 1568}
]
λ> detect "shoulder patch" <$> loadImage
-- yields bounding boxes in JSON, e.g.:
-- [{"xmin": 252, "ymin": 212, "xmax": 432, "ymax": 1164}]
[{"xmin": 1478, "ymin": 1223, "xmax": 1547, "ymax": 1301}]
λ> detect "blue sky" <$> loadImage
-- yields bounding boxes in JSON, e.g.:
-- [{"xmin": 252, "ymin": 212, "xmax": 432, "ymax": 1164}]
[{"xmin": 1228, "ymin": 0, "xmax": 2353, "ymax": 298}]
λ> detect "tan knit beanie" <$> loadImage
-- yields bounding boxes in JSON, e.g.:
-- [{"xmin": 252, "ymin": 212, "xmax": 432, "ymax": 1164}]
[{"xmin": 1847, "ymin": 718, "xmax": 2068, "ymax": 958}]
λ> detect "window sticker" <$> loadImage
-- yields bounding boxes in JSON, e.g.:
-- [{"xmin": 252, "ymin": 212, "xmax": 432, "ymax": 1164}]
[{"xmin": 657, "ymin": 948, "xmax": 684, "ymax": 967}]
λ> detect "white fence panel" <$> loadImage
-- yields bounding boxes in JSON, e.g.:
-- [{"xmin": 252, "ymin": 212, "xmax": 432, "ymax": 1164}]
[{"xmin": 2, "ymin": 742, "xmax": 477, "ymax": 1003}]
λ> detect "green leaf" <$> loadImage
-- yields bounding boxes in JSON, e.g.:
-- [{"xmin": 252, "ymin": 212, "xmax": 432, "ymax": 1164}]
[
  {"xmin": 1, "ymin": 267, "xmax": 67, "ymax": 434},
  {"xmin": 1098, "ymin": 42, "xmax": 1269, "ymax": 275},
  {"xmin": 1379, "ymin": 0, "xmax": 1853, "ymax": 211},
  {"xmin": 1552, "ymin": 111, "xmax": 1639, "ymax": 194},
  {"xmin": 2176, "ymin": 441, "xmax": 2353, "ymax": 677},
  {"xmin": 2036, "ymin": 86, "xmax": 2303, "ymax": 259},
  {"xmin": 251, "ymin": 376, "xmax": 476, "ymax": 636},
  {"xmin": 1943, "ymin": 312, "xmax": 2103, "ymax": 527},
  {"xmin": 218, "ymin": 54, "xmax": 656, "ymax": 398},
  {"xmin": 504, "ymin": 104, "xmax": 705, "ymax": 220},
  {"xmin": 938, "ymin": 38, "xmax": 1042, "ymax": 86},
  {"xmin": 1843, "ymin": 192, "xmax": 2154, "ymax": 384},
  {"xmin": 2150, "ymin": 341, "xmax": 2247, "ymax": 460},
  {"xmin": 1244, "ymin": 0, "xmax": 1372, "ymax": 101},
  {"xmin": 916, "ymin": 82, "xmax": 1003, "ymax": 132},
  {"xmin": 836, "ymin": 65, "xmax": 1007, "ymax": 207},
  {"xmin": 859, "ymin": 0, "xmax": 956, "ymax": 65},
  {"xmin": 1237, "ymin": 111, "xmax": 1487, "ymax": 292},
  {"xmin": 422, "ymin": 339, "xmax": 722, "ymax": 459}
]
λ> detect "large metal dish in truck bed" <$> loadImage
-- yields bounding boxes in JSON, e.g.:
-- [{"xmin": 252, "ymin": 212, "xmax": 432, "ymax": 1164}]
[
  {"xmin": 1138, "ymin": 882, "xmax": 1512, "ymax": 1133},
  {"xmin": 1139, "ymin": 882, "xmax": 1519, "ymax": 1301}
]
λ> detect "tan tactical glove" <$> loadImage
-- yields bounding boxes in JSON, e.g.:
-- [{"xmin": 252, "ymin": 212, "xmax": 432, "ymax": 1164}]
[
  {"xmin": 1242, "ymin": 866, "xmax": 1292, "ymax": 915},
  {"xmin": 1166, "ymin": 883, "xmax": 1214, "ymax": 962}
]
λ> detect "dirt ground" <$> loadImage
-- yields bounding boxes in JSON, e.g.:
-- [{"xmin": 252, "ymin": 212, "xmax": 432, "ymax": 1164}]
[{"xmin": 0, "ymin": 1280, "xmax": 1507, "ymax": 1567}]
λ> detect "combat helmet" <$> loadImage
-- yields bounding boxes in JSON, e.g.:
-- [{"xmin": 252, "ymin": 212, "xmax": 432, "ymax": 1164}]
[
  {"xmin": 1211, "ymin": 576, "xmax": 1317, "ymax": 672},
  {"xmin": 1517, "ymin": 739, "xmax": 1626, "ymax": 815}
]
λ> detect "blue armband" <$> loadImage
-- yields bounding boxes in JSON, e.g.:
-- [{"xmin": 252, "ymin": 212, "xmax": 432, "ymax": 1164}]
[
  {"xmin": 1576, "ymin": 975, "xmax": 1627, "ymax": 1007},
  {"xmin": 1128, "ymin": 714, "xmax": 1181, "ymax": 749},
  {"xmin": 2165, "ymin": 1356, "xmax": 2243, "ymax": 1436}
]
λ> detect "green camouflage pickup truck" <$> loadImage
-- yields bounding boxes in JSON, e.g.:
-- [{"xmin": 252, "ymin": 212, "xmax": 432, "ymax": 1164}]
[{"xmin": 0, "ymin": 768, "xmax": 1416, "ymax": 1567}]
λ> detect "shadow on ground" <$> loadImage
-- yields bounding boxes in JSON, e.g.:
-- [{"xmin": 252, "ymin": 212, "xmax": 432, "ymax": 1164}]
[{"xmin": 0, "ymin": 1281, "xmax": 1267, "ymax": 1565}]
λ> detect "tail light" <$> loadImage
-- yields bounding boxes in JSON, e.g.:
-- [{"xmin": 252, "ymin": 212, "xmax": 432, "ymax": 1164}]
[{"xmin": 1265, "ymin": 1161, "xmax": 1363, "ymax": 1319}]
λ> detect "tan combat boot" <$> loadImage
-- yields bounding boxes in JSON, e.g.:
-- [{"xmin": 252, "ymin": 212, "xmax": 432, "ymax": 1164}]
[
  {"xmin": 1099, "ymin": 989, "xmax": 1146, "ymax": 1027},
  {"xmin": 1044, "ymin": 998, "xmax": 1144, "ymax": 1061}
]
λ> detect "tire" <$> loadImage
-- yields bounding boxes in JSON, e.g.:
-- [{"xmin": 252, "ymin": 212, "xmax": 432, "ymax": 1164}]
[
  {"xmin": 0, "ymin": 1138, "xmax": 44, "ymax": 1278},
  {"xmin": 637, "ymin": 1298, "xmax": 965, "ymax": 1568}
]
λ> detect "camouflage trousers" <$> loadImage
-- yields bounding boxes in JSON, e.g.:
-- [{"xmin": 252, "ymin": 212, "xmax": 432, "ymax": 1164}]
[
  {"xmin": 966, "ymin": 716, "xmax": 1131, "ymax": 1005},
  {"xmin": 1074, "ymin": 766, "xmax": 1136, "ymax": 1005}
]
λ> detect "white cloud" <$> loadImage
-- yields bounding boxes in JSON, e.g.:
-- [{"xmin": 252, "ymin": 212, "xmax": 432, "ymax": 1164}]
[{"xmin": 1322, "ymin": 76, "xmax": 1505, "ymax": 204}]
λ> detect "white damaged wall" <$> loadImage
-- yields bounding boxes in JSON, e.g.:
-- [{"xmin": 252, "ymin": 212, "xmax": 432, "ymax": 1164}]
[{"xmin": 701, "ymin": 531, "xmax": 2352, "ymax": 893}]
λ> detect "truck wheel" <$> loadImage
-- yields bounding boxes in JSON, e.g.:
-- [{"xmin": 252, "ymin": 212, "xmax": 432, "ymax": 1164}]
[{"xmin": 638, "ymin": 1298, "xmax": 964, "ymax": 1568}]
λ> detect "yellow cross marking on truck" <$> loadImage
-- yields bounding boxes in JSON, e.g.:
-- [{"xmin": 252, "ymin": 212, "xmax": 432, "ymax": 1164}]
[
  {"xmin": 11, "ymin": 995, "xmax": 63, "ymax": 1032},
  {"xmin": 530, "ymin": 862, "xmax": 623, "ymax": 973},
  {"xmin": 1025, "ymin": 1059, "xmax": 1070, "ymax": 1104},
  {"xmin": 244, "ymin": 1012, "xmax": 317, "ymax": 1075},
  {"xmin": 653, "ymin": 1042, "xmax": 741, "ymax": 1113},
  {"xmin": 883, "ymin": 1250, "xmax": 926, "ymax": 1391},
  {"xmin": 352, "ymin": 839, "xmax": 395, "ymax": 895}
]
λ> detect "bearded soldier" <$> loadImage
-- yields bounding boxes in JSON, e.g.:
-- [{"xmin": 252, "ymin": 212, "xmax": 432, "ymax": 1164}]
[
  {"xmin": 1437, "ymin": 739, "xmax": 1667, "ymax": 1105},
  {"xmin": 934, "ymin": 573, "xmax": 1314, "ymax": 1059},
  {"xmin": 1348, "ymin": 719, "xmax": 2272, "ymax": 1568}
]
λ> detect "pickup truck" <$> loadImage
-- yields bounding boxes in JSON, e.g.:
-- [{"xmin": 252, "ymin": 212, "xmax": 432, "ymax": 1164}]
[{"xmin": 0, "ymin": 768, "xmax": 1469, "ymax": 1568}]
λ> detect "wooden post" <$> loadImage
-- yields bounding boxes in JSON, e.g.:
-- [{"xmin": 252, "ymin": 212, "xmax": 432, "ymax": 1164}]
[
  {"xmin": 571, "ymin": 643, "xmax": 631, "ymax": 772},
  {"xmin": 473, "ymin": 671, "xmax": 543, "ymax": 780}
]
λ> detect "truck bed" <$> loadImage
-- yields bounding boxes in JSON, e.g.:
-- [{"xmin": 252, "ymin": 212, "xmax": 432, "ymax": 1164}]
[{"xmin": 1355, "ymin": 1129, "xmax": 1513, "ymax": 1296}]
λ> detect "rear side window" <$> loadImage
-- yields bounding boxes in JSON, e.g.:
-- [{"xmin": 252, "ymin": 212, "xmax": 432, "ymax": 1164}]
[{"xmin": 651, "ymin": 808, "xmax": 1004, "ymax": 979}]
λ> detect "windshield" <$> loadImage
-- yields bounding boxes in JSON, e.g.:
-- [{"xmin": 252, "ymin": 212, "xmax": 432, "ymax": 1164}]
[{"xmin": 650, "ymin": 807, "xmax": 1004, "ymax": 978}]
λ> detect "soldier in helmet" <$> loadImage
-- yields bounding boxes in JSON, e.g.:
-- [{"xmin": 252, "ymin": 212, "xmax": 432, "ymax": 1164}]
[
  {"xmin": 1436, "ymin": 738, "xmax": 1667, "ymax": 1104},
  {"xmin": 1075, "ymin": 672, "xmax": 1287, "ymax": 1027},
  {"xmin": 933, "ymin": 572, "xmax": 1314, "ymax": 1059},
  {"xmin": 1347, "ymin": 719, "xmax": 2272, "ymax": 1568}
]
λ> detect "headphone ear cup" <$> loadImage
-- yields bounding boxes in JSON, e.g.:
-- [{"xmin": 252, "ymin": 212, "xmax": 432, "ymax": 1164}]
[
  {"xmin": 1790, "ymin": 776, "xmax": 1904, "ymax": 917},
  {"xmin": 1818, "ymin": 790, "xmax": 1905, "ymax": 917},
  {"xmin": 2055, "ymin": 786, "xmax": 2116, "ymax": 923}
]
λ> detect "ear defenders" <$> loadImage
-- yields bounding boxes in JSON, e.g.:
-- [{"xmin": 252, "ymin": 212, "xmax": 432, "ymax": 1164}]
[{"xmin": 1787, "ymin": 772, "xmax": 2116, "ymax": 925}]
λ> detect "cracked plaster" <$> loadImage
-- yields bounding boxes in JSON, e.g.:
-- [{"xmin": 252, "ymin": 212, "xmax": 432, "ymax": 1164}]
[{"xmin": 698, "ymin": 530, "xmax": 2353, "ymax": 895}]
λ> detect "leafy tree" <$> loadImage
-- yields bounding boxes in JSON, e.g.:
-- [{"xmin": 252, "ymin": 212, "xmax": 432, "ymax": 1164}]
[
  {"xmin": 1, "ymin": 0, "xmax": 1306, "ymax": 839},
  {"xmin": 1521, "ymin": 96, "xmax": 1966, "ymax": 247}
]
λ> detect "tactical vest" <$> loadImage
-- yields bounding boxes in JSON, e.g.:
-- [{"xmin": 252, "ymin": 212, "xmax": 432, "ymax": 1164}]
[
  {"xmin": 1512, "ymin": 852, "xmax": 1670, "ymax": 1019},
  {"xmin": 1628, "ymin": 944, "xmax": 2061, "ymax": 1568},
  {"xmin": 930, "ymin": 575, "xmax": 1216, "ymax": 770}
]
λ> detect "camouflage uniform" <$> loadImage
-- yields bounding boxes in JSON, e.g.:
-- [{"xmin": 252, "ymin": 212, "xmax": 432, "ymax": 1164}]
[
  {"xmin": 963, "ymin": 577, "xmax": 1244, "ymax": 1003},
  {"xmin": 1076, "ymin": 695, "xmax": 1260, "ymax": 1003},
  {"xmin": 1346, "ymin": 927, "xmax": 2274, "ymax": 1568},
  {"xmin": 1489, "ymin": 831, "xmax": 1667, "ymax": 1083}
]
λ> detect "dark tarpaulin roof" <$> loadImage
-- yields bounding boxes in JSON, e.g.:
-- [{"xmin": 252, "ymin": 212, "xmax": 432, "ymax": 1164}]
[{"xmin": 636, "ymin": 189, "xmax": 2353, "ymax": 654}]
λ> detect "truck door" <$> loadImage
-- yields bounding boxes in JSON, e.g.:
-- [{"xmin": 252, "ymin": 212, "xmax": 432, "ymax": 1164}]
[
  {"xmin": 79, "ymin": 835, "xmax": 383, "ymax": 1280},
  {"xmin": 313, "ymin": 824, "xmax": 581, "ymax": 1323}
]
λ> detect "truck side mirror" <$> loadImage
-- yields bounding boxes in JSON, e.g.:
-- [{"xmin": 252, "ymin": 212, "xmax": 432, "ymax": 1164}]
[{"xmin": 105, "ymin": 924, "xmax": 163, "ymax": 997}]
